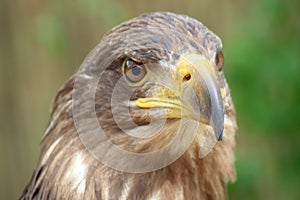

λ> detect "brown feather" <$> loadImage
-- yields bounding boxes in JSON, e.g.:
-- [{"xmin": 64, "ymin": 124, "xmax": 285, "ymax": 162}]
[{"xmin": 20, "ymin": 12, "xmax": 237, "ymax": 200}]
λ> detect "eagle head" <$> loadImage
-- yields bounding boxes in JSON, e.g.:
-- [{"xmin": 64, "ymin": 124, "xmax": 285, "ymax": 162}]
[{"xmin": 21, "ymin": 12, "xmax": 237, "ymax": 200}]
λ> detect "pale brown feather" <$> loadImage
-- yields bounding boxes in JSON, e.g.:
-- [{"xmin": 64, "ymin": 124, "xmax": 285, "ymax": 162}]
[{"xmin": 21, "ymin": 12, "xmax": 237, "ymax": 200}]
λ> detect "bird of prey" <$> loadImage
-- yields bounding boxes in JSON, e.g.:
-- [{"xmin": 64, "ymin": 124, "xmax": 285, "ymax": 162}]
[{"xmin": 21, "ymin": 12, "xmax": 237, "ymax": 200}]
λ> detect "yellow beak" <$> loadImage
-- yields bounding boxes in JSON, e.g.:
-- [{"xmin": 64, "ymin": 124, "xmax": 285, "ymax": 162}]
[{"xmin": 135, "ymin": 54, "xmax": 225, "ymax": 141}]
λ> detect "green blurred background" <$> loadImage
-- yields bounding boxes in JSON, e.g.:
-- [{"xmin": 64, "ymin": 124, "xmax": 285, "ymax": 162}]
[{"xmin": 0, "ymin": 0, "xmax": 299, "ymax": 199}]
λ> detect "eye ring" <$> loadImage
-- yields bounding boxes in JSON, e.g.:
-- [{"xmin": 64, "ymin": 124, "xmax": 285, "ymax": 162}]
[
  {"xmin": 215, "ymin": 51, "xmax": 224, "ymax": 71},
  {"xmin": 123, "ymin": 58, "xmax": 147, "ymax": 83}
]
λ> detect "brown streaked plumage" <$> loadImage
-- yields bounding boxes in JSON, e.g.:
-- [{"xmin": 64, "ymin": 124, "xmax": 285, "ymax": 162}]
[{"xmin": 21, "ymin": 12, "xmax": 237, "ymax": 200}]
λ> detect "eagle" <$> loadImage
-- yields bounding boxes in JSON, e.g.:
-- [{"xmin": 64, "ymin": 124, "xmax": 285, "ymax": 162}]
[{"xmin": 21, "ymin": 12, "xmax": 237, "ymax": 200}]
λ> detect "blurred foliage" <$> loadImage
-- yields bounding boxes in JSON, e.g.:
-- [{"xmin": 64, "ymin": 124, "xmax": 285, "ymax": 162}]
[{"xmin": 0, "ymin": 0, "xmax": 299, "ymax": 199}]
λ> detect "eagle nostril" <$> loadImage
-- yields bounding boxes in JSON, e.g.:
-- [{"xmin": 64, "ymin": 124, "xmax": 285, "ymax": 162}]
[{"xmin": 183, "ymin": 73, "xmax": 191, "ymax": 82}]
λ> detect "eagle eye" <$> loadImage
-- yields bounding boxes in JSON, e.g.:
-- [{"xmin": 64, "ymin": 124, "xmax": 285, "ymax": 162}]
[
  {"xmin": 215, "ymin": 51, "xmax": 224, "ymax": 71},
  {"xmin": 123, "ymin": 58, "xmax": 147, "ymax": 83}
]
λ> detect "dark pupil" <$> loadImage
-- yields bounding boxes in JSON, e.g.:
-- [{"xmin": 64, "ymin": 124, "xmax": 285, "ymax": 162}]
[{"xmin": 132, "ymin": 66, "xmax": 141, "ymax": 76}]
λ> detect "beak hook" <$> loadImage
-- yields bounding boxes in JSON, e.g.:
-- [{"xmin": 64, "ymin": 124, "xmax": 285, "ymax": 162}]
[
  {"xmin": 180, "ymin": 54, "xmax": 224, "ymax": 141},
  {"xmin": 198, "ymin": 65, "xmax": 224, "ymax": 141}
]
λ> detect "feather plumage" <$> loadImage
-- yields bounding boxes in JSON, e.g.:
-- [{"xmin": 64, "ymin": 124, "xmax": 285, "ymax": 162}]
[{"xmin": 21, "ymin": 12, "xmax": 237, "ymax": 200}]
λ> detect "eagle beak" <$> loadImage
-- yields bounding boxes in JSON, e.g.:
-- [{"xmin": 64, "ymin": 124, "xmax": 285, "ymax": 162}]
[{"xmin": 135, "ymin": 54, "xmax": 224, "ymax": 141}]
